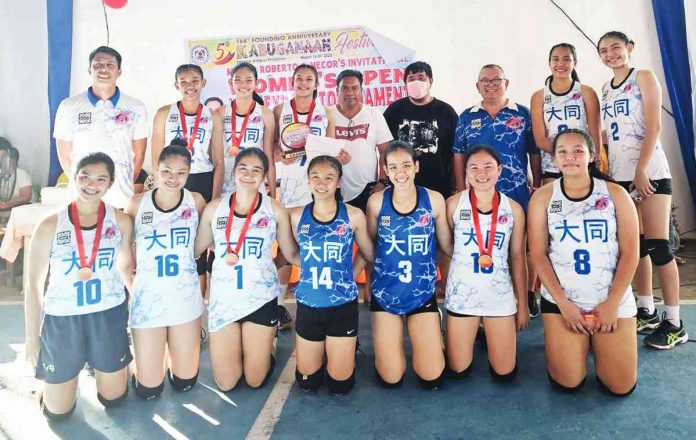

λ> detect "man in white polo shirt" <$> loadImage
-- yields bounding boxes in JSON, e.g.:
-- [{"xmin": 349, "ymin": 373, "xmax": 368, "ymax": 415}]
[
  {"xmin": 329, "ymin": 70, "xmax": 392, "ymax": 212},
  {"xmin": 54, "ymin": 46, "xmax": 147, "ymax": 209}
]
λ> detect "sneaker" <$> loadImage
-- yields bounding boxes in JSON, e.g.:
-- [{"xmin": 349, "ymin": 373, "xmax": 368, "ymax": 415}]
[
  {"xmin": 528, "ymin": 291, "xmax": 540, "ymax": 318},
  {"xmin": 644, "ymin": 313, "xmax": 689, "ymax": 350},
  {"xmin": 636, "ymin": 307, "xmax": 661, "ymax": 332},
  {"xmin": 278, "ymin": 305, "xmax": 293, "ymax": 331}
]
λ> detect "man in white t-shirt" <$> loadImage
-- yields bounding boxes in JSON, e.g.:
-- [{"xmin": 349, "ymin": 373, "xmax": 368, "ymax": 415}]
[
  {"xmin": 0, "ymin": 138, "xmax": 33, "ymax": 210},
  {"xmin": 54, "ymin": 46, "xmax": 147, "ymax": 209},
  {"xmin": 328, "ymin": 70, "xmax": 393, "ymax": 212}
]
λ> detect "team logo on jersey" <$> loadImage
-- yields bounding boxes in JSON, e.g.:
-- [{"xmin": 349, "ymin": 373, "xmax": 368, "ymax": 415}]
[
  {"xmin": 216, "ymin": 217, "xmax": 228, "ymax": 229},
  {"xmin": 104, "ymin": 226, "xmax": 117, "ymax": 239},
  {"xmin": 460, "ymin": 209, "xmax": 471, "ymax": 221},
  {"xmin": 57, "ymin": 230, "xmax": 71, "ymax": 245},
  {"xmin": 168, "ymin": 114, "xmax": 179, "ymax": 123},
  {"xmin": 224, "ymin": 116, "xmax": 232, "ymax": 124},
  {"xmin": 114, "ymin": 112, "xmax": 131, "ymax": 125},
  {"xmin": 505, "ymin": 117, "xmax": 522, "ymax": 130},
  {"xmin": 498, "ymin": 214, "xmax": 509, "ymax": 224},
  {"xmin": 336, "ymin": 224, "xmax": 348, "ymax": 236},
  {"xmin": 313, "ymin": 114, "xmax": 324, "ymax": 123},
  {"xmin": 78, "ymin": 112, "xmax": 92, "ymax": 125},
  {"xmin": 380, "ymin": 215, "xmax": 391, "ymax": 227},
  {"xmin": 181, "ymin": 208, "xmax": 193, "ymax": 220},
  {"xmin": 251, "ymin": 115, "xmax": 262, "ymax": 124},
  {"xmin": 190, "ymin": 44, "xmax": 210, "ymax": 65},
  {"xmin": 142, "ymin": 212, "xmax": 153, "ymax": 224},
  {"xmin": 550, "ymin": 200, "xmax": 562, "ymax": 213},
  {"xmin": 418, "ymin": 214, "xmax": 432, "ymax": 226},
  {"xmin": 602, "ymin": 90, "xmax": 609, "ymax": 100},
  {"xmin": 594, "ymin": 196, "xmax": 609, "ymax": 211},
  {"xmin": 257, "ymin": 217, "xmax": 269, "ymax": 228},
  {"xmin": 623, "ymin": 83, "xmax": 632, "ymax": 93},
  {"xmin": 544, "ymin": 95, "xmax": 552, "ymax": 104},
  {"xmin": 300, "ymin": 224, "xmax": 310, "ymax": 234},
  {"xmin": 572, "ymin": 92, "xmax": 582, "ymax": 100},
  {"xmin": 282, "ymin": 114, "xmax": 293, "ymax": 124},
  {"xmin": 470, "ymin": 119, "xmax": 482, "ymax": 129}
]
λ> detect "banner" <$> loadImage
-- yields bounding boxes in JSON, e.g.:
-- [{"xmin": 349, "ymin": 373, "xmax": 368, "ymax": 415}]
[{"xmin": 186, "ymin": 26, "xmax": 415, "ymax": 110}]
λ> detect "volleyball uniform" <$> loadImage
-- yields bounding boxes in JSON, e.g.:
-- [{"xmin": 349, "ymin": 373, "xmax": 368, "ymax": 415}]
[
  {"xmin": 207, "ymin": 192, "xmax": 281, "ymax": 332},
  {"xmin": 164, "ymin": 102, "xmax": 215, "ymax": 174},
  {"xmin": 445, "ymin": 190, "xmax": 517, "ymax": 316},
  {"xmin": 602, "ymin": 68, "xmax": 671, "ymax": 183},
  {"xmin": 276, "ymin": 100, "xmax": 329, "ymax": 208},
  {"xmin": 222, "ymin": 100, "xmax": 266, "ymax": 194},
  {"xmin": 371, "ymin": 187, "xmax": 437, "ymax": 315},
  {"xmin": 130, "ymin": 189, "xmax": 203, "ymax": 328},
  {"xmin": 541, "ymin": 81, "xmax": 589, "ymax": 176},
  {"xmin": 540, "ymin": 178, "xmax": 636, "ymax": 317},
  {"xmin": 36, "ymin": 203, "xmax": 132, "ymax": 383}
]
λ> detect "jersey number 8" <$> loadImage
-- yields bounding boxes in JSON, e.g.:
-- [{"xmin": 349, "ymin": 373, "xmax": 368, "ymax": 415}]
[{"xmin": 573, "ymin": 249, "xmax": 591, "ymax": 275}]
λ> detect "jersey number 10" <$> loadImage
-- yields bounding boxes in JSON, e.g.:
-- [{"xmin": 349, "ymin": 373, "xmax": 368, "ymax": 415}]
[{"xmin": 74, "ymin": 279, "xmax": 102, "ymax": 307}]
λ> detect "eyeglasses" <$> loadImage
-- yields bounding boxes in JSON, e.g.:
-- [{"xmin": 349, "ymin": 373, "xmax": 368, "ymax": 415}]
[{"xmin": 478, "ymin": 78, "xmax": 505, "ymax": 86}]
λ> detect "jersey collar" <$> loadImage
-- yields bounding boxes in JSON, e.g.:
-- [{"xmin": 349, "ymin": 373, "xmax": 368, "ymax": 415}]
[
  {"xmin": 87, "ymin": 87, "xmax": 121, "ymax": 107},
  {"xmin": 470, "ymin": 99, "xmax": 518, "ymax": 113}
]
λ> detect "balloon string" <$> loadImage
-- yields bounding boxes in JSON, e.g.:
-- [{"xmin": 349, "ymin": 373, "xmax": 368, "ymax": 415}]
[{"xmin": 101, "ymin": 1, "xmax": 110, "ymax": 45}]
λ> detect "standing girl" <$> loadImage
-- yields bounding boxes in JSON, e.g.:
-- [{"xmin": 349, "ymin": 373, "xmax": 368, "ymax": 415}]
[
  {"xmin": 125, "ymin": 144, "xmax": 206, "ymax": 399},
  {"xmin": 25, "ymin": 153, "xmax": 134, "ymax": 419}
]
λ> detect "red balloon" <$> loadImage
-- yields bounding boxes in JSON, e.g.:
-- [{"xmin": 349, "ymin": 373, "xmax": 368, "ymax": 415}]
[{"xmin": 103, "ymin": 0, "xmax": 128, "ymax": 9}]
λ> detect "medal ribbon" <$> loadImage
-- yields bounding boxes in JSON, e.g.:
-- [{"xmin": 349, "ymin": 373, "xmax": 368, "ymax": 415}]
[
  {"xmin": 230, "ymin": 100, "xmax": 256, "ymax": 149},
  {"xmin": 177, "ymin": 102, "xmax": 203, "ymax": 152},
  {"xmin": 70, "ymin": 201, "xmax": 106, "ymax": 271},
  {"xmin": 225, "ymin": 191, "xmax": 259, "ymax": 258},
  {"xmin": 290, "ymin": 98, "xmax": 316, "ymax": 126},
  {"xmin": 471, "ymin": 190, "xmax": 500, "ymax": 259}
]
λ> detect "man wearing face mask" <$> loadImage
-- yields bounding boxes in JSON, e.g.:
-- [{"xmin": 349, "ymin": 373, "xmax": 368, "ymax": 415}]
[{"xmin": 384, "ymin": 61, "xmax": 458, "ymax": 198}]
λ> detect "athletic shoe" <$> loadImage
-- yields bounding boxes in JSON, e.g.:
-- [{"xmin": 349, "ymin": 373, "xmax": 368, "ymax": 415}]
[
  {"xmin": 278, "ymin": 305, "xmax": 293, "ymax": 331},
  {"xmin": 644, "ymin": 314, "xmax": 689, "ymax": 350},
  {"xmin": 528, "ymin": 291, "xmax": 540, "ymax": 318},
  {"xmin": 636, "ymin": 307, "xmax": 661, "ymax": 332}
]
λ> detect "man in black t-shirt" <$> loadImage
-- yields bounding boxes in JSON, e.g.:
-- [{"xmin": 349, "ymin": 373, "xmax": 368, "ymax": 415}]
[{"xmin": 383, "ymin": 61, "xmax": 458, "ymax": 198}]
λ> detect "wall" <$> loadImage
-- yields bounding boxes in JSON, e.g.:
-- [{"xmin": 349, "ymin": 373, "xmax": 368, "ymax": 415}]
[{"xmin": 3, "ymin": 0, "xmax": 695, "ymax": 230}]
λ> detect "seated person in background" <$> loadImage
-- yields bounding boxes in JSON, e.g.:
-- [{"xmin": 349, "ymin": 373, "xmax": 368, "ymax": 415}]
[{"xmin": 0, "ymin": 139, "xmax": 33, "ymax": 211}]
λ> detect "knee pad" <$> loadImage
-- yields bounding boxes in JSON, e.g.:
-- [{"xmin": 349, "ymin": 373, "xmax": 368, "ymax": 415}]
[
  {"xmin": 195, "ymin": 254, "xmax": 207, "ymax": 276},
  {"xmin": 295, "ymin": 366, "xmax": 324, "ymax": 392},
  {"xmin": 168, "ymin": 370, "xmax": 198, "ymax": 392},
  {"xmin": 645, "ymin": 239, "xmax": 673, "ymax": 266},
  {"xmin": 40, "ymin": 396, "xmax": 76, "ymax": 422},
  {"xmin": 97, "ymin": 386, "xmax": 129, "ymax": 408},
  {"xmin": 639, "ymin": 235, "xmax": 649, "ymax": 258},
  {"xmin": 446, "ymin": 363, "xmax": 472, "ymax": 380},
  {"xmin": 417, "ymin": 369, "xmax": 445, "ymax": 390},
  {"xmin": 489, "ymin": 364, "xmax": 517, "ymax": 383},
  {"xmin": 375, "ymin": 368, "xmax": 404, "ymax": 389},
  {"xmin": 327, "ymin": 370, "xmax": 356, "ymax": 396},
  {"xmin": 548, "ymin": 372, "xmax": 585, "ymax": 393},
  {"xmin": 596, "ymin": 376, "xmax": 636, "ymax": 397},
  {"xmin": 132, "ymin": 376, "xmax": 164, "ymax": 400}
]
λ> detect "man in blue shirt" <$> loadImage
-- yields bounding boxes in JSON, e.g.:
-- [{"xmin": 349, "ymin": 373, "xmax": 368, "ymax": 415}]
[{"xmin": 453, "ymin": 64, "xmax": 541, "ymax": 317}]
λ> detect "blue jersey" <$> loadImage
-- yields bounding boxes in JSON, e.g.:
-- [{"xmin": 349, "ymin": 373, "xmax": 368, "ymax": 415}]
[
  {"xmin": 372, "ymin": 187, "xmax": 437, "ymax": 314},
  {"xmin": 295, "ymin": 202, "xmax": 357, "ymax": 308},
  {"xmin": 453, "ymin": 102, "xmax": 538, "ymax": 211}
]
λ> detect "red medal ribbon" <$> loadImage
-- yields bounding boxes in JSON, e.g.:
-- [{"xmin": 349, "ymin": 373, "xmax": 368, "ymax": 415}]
[
  {"xmin": 471, "ymin": 190, "xmax": 500, "ymax": 262},
  {"xmin": 177, "ymin": 101, "xmax": 203, "ymax": 152},
  {"xmin": 290, "ymin": 98, "xmax": 316, "ymax": 126},
  {"xmin": 70, "ymin": 201, "xmax": 106, "ymax": 272},
  {"xmin": 225, "ymin": 191, "xmax": 259, "ymax": 260},
  {"xmin": 230, "ymin": 100, "xmax": 256, "ymax": 149}
]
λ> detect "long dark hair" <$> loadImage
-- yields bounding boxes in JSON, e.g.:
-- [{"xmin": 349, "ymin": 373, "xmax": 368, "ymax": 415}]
[
  {"xmin": 597, "ymin": 31, "xmax": 634, "ymax": 52},
  {"xmin": 160, "ymin": 138, "xmax": 192, "ymax": 167},
  {"xmin": 293, "ymin": 64, "xmax": 319, "ymax": 99},
  {"xmin": 307, "ymin": 155, "xmax": 343, "ymax": 201},
  {"xmin": 552, "ymin": 129, "xmax": 614, "ymax": 182},
  {"xmin": 75, "ymin": 152, "xmax": 115, "ymax": 182},
  {"xmin": 546, "ymin": 43, "xmax": 580, "ymax": 85}
]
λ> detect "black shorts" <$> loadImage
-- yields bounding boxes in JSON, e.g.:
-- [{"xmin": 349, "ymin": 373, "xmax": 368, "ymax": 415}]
[
  {"xmin": 540, "ymin": 296, "xmax": 561, "ymax": 314},
  {"xmin": 36, "ymin": 300, "xmax": 132, "ymax": 384},
  {"xmin": 346, "ymin": 182, "xmax": 376, "ymax": 213},
  {"xmin": 541, "ymin": 171, "xmax": 562, "ymax": 180},
  {"xmin": 295, "ymin": 300, "xmax": 359, "ymax": 342},
  {"xmin": 185, "ymin": 171, "xmax": 214, "ymax": 202},
  {"xmin": 370, "ymin": 294, "xmax": 438, "ymax": 316},
  {"xmin": 236, "ymin": 298, "xmax": 279, "ymax": 328},
  {"xmin": 617, "ymin": 178, "xmax": 672, "ymax": 196},
  {"xmin": 446, "ymin": 309, "xmax": 515, "ymax": 318}
]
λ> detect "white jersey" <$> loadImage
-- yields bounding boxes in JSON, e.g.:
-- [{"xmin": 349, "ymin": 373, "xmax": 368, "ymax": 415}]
[
  {"xmin": 208, "ymin": 192, "xmax": 281, "ymax": 331},
  {"xmin": 276, "ymin": 100, "xmax": 329, "ymax": 208},
  {"xmin": 222, "ymin": 100, "xmax": 266, "ymax": 193},
  {"xmin": 541, "ymin": 178, "xmax": 636, "ymax": 317},
  {"xmin": 163, "ymin": 102, "xmax": 214, "ymax": 174},
  {"xmin": 44, "ymin": 203, "xmax": 125, "ymax": 316},
  {"xmin": 445, "ymin": 190, "xmax": 516, "ymax": 316},
  {"xmin": 130, "ymin": 189, "xmax": 203, "ymax": 328},
  {"xmin": 602, "ymin": 69, "xmax": 671, "ymax": 182},
  {"xmin": 541, "ymin": 80, "xmax": 589, "ymax": 174}
]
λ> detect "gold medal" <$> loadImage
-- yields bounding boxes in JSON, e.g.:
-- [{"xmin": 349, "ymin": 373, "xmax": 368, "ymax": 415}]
[
  {"xmin": 478, "ymin": 254, "xmax": 493, "ymax": 269},
  {"xmin": 582, "ymin": 312, "xmax": 598, "ymax": 331},
  {"xmin": 225, "ymin": 252, "xmax": 239, "ymax": 266},
  {"xmin": 77, "ymin": 266, "xmax": 93, "ymax": 281},
  {"xmin": 228, "ymin": 145, "xmax": 240, "ymax": 156}
]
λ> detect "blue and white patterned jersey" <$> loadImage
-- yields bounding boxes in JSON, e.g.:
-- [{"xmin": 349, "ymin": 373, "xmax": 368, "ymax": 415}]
[
  {"xmin": 602, "ymin": 69, "xmax": 671, "ymax": 182},
  {"xmin": 130, "ymin": 189, "xmax": 202, "ymax": 328},
  {"xmin": 163, "ymin": 103, "xmax": 215, "ymax": 174},
  {"xmin": 541, "ymin": 178, "xmax": 636, "ymax": 317},
  {"xmin": 295, "ymin": 202, "xmax": 357, "ymax": 308},
  {"xmin": 541, "ymin": 81, "xmax": 589, "ymax": 174},
  {"xmin": 44, "ymin": 204, "xmax": 125, "ymax": 316},
  {"xmin": 222, "ymin": 100, "xmax": 266, "ymax": 193},
  {"xmin": 445, "ymin": 190, "xmax": 516, "ymax": 316},
  {"xmin": 453, "ymin": 102, "xmax": 538, "ymax": 211},
  {"xmin": 372, "ymin": 187, "xmax": 437, "ymax": 314},
  {"xmin": 208, "ymin": 193, "xmax": 281, "ymax": 332}
]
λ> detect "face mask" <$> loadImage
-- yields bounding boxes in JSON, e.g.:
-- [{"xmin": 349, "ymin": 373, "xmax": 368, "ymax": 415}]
[{"xmin": 407, "ymin": 80, "xmax": 430, "ymax": 100}]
